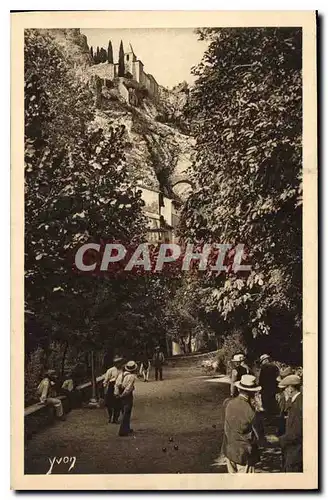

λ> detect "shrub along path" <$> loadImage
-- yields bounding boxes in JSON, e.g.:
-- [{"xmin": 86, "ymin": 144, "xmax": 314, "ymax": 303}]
[{"xmin": 24, "ymin": 366, "xmax": 281, "ymax": 475}]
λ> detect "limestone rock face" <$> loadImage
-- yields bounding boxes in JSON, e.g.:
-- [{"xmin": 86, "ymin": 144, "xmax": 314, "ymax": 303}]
[
  {"xmin": 38, "ymin": 28, "xmax": 92, "ymax": 68},
  {"xmin": 38, "ymin": 28, "xmax": 194, "ymax": 200}
]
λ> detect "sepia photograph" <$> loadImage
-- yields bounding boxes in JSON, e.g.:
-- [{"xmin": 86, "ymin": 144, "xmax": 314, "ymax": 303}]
[{"xmin": 11, "ymin": 10, "xmax": 317, "ymax": 490}]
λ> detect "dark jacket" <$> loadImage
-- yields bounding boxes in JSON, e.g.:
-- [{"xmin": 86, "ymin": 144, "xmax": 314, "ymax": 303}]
[
  {"xmin": 222, "ymin": 394, "xmax": 260, "ymax": 466},
  {"xmin": 279, "ymin": 393, "xmax": 303, "ymax": 471},
  {"xmin": 153, "ymin": 351, "xmax": 164, "ymax": 367},
  {"xmin": 231, "ymin": 365, "xmax": 249, "ymax": 397},
  {"xmin": 259, "ymin": 362, "xmax": 279, "ymax": 394}
]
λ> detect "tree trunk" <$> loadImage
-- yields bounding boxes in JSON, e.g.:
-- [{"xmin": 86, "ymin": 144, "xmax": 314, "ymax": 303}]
[
  {"xmin": 165, "ymin": 333, "xmax": 171, "ymax": 357},
  {"xmin": 90, "ymin": 350, "xmax": 97, "ymax": 401},
  {"xmin": 187, "ymin": 334, "xmax": 192, "ymax": 353},
  {"xmin": 61, "ymin": 341, "xmax": 69, "ymax": 377}
]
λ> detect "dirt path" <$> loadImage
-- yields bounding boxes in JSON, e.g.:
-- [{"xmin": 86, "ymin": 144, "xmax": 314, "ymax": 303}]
[{"xmin": 24, "ymin": 367, "xmax": 281, "ymax": 475}]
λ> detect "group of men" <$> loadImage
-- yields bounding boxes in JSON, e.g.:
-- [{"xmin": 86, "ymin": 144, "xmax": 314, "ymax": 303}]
[
  {"xmin": 223, "ymin": 353, "xmax": 303, "ymax": 473},
  {"xmin": 103, "ymin": 347, "xmax": 165, "ymax": 436}
]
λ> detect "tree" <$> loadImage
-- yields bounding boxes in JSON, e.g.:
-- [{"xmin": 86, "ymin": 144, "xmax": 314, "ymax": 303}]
[
  {"xmin": 107, "ymin": 40, "xmax": 113, "ymax": 64},
  {"xmin": 95, "ymin": 46, "xmax": 100, "ymax": 64},
  {"xmin": 99, "ymin": 47, "xmax": 107, "ymax": 63},
  {"xmin": 90, "ymin": 46, "xmax": 94, "ymax": 60},
  {"xmin": 24, "ymin": 29, "xmax": 188, "ymax": 385},
  {"xmin": 180, "ymin": 28, "xmax": 302, "ymax": 363},
  {"xmin": 118, "ymin": 40, "xmax": 125, "ymax": 77},
  {"xmin": 24, "ymin": 29, "xmax": 147, "ymax": 369}
]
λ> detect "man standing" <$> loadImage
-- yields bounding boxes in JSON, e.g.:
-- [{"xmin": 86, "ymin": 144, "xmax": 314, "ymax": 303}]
[
  {"xmin": 258, "ymin": 354, "xmax": 279, "ymax": 414},
  {"xmin": 103, "ymin": 356, "xmax": 123, "ymax": 423},
  {"xmin": 139, "ymin": 353, "xmax": 151, "ymax": 382},
  {"xmin": 222, "ymin": 374, "xmax": 262, "ymax": 473},
  {"xmin": 276, "ymin": 367, "xmax": 293, "ymax": 436},
  {"xmin": 153, "ymin": 346, "xmax": 165, "ymax": 381},
  {"xmin": 278, "ymin": 374, "xmax": 303, "ymax": 472},
  {"xmin": 115, "ymin": 360, "xmax": 138, "ymax": 437},
  {"xmin": 230, "ymin": 353, "xmax": 250, "ymax": 397}
]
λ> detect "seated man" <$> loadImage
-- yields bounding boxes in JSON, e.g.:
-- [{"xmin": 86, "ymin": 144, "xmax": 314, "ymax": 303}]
[
  {"xmin": 61, "ymin": 372, "xmax": 78, "ymax": 411},
  {"xmin": 37, "ymin": 369, "xmax": 65, "ymax": 420}
]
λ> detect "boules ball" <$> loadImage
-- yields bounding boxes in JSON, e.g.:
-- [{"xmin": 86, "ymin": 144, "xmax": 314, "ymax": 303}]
[
  {"xmin": 174, "ymin": 445, "xmax": 179, "ymax": 450},
  {"xmin": 169, "ymin": 437, "xmax": 174, "ymax": 442},
  {"xmin": 162, "ymin": 447, "xmax": 167, "ymax": 452}
]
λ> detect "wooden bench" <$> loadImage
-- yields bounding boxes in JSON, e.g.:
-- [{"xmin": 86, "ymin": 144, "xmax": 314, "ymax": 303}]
[{"xmin": 24, "ymin": 395, "xmax": 66, "ymax": 418}]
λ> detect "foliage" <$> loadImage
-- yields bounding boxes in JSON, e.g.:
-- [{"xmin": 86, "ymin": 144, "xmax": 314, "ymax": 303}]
[
  {"xmin": 24, "ymin": 30, "xmax": 148, "ymax": 365},
  {"xmin": 107, "ymin": 40, "xmax": 113, "ymax": 64},
  {"xmin": 216, "ymin": 331, "xmax": 248, "ymax": 375},
  {"xmin": 180, "ymin": 28, "xmax": 302, "ymax": 363},
  {"xmin": 118, "ymin": 40, "xmax": 125, "ymax": 77}
]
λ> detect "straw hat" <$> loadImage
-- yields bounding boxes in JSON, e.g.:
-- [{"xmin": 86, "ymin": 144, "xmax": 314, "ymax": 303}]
[
  {"xmin": 232, "ymin": 353, "xmax": 245, "ymax": 362},
  {"xmin": 113, "ymin": 356, "xmax": 123, "ymax": 364},
  {"xmin": 125, "ymin": 360, "xmax": 138, "ymax": 372},
  {"xmin": 235, "ymin": 374, "xmax": 262, "ymax": 392},
  {"xmin": 278, "ymin": 374, "xmax": 301, "ymax": 389},
  {"xmin": 259, "ymin": 354, "xmax": 270, "ymax": 364}
]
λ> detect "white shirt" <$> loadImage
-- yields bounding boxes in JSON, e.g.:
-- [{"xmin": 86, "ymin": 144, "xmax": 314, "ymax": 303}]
[
  {"xmin": 291, "ymin": 391, "xmax": 301, "ymax": 403},
  {"xmin": 114, "ymin": 371, "xmax": 136, "ymax": 397},
  {"xmin": 103, "ymin": 366, "xmax": 119, "ymax": 388},
  {"xmin": 62, "ymin": 379, "xmax": 74, "ymax": 392}
]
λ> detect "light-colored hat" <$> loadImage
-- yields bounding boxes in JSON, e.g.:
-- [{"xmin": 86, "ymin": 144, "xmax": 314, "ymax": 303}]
[
  {"xmin": 235, "ymin": 374, "xmax": 262, "ymax": 392},
  {"xmin": 278, "ymin": 374, "xmax": 301, "ymax": 388},
  {"xmin": 277, "ymin": 366, "xmax": 293, "ymax": 382},
  {"xmin": 45, "ymin": 369, "xmax": 56, "ymax": 377},
  {"xmin": 155, "ymin": 346, "xmax": 160, "ymax": 350},
  {"xmin": 113, "ymin": 356, "xmax": 123, "ymax": 363},
  {"xmin": 125, "ymin": 360, "xmax": 138, "ymax": 372},
  {"xmin": 260, "ymin": 354, "xmax": 270, "ymax": 364},
  {"xmin": 232, "ymin": 353, "xmax": 245, "ymax": 362}
]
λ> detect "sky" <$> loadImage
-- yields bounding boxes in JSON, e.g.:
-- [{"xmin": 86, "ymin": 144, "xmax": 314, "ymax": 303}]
[{"xmin": 81, "ymin": 28, "xmax": 208, "ymax": 88}]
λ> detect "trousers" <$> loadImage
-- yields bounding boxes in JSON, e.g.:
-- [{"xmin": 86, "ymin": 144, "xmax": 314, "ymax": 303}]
[
  {"xmin": 105, "ymin": 382, "xmax": 121, "ymax": 422},
  {"xmin": 45, "ymin": 397, "xmax": 64, "ymax": 418},
  {"xmin": 119, "ymin": 394, "xmax": 133, "ymax": 436},
  {"xmin": 155, "ymin": 365, "xmax": 163, "ymax": 381},
  {"xmin": 226, "ymin": 458, "xmax": 255, "ymax": 474},
  {"xmin": 140, "ymin": 366, "xmax": 150, "ymax": 381}
]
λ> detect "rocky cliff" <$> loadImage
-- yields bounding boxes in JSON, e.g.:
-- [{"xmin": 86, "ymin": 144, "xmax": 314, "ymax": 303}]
[{"xmin": 45, "ymin": 29, "xmax": 193, "ymax": 201}]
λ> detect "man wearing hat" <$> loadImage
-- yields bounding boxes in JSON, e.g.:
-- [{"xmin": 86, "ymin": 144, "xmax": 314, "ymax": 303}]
[
  {"xmin": 37, "ymin": 369, "xmax": 65, "ymax": 420},
  {"xmin": 222, "ymin": 374, "xmax": 262, "ymax": 473},
  {"xmin": 276, "ymin": 367, "xmax": 293, "ymax": 436},
  {"xmin": 258, "ymin": 354, "xmax": 279, "ymax": 414},
  {"xmin": 278, "ymin": 374, "xmax": 303, "ymax": 472},
  {"xmin": 230, "ymin": 353, "xmax": 251, "ymax": 398},
  {"xmin": 60, "ymin": 371, "xmax": 76, "ymax": 412},
  {"xmin": 153, "ymin": 346, "xmax": 165, "ymax": 381},
  {"xmin": 103, "ymin": 356, "xmax": 124, "ymax": 423},
  {"xmin": 114, "ymin": 360, "xmax": 138, "ymax": 437}
]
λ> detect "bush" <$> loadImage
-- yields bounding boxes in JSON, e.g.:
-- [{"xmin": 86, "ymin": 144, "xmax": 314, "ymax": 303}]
[
  {"xmin": 216, "ymin": 331, "xmax": 247, "ymax": 375},
  {"xmin": 25, "ymin": 347, "xmax": 45, "ymax": 405}
]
